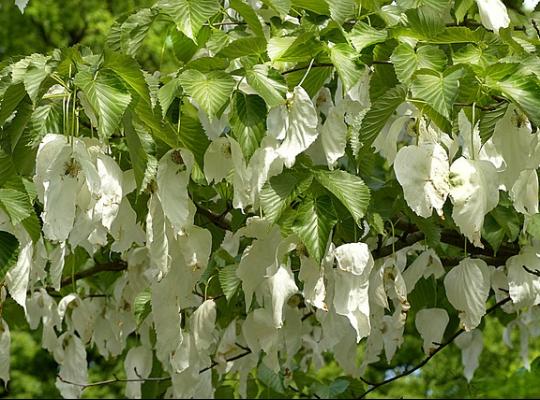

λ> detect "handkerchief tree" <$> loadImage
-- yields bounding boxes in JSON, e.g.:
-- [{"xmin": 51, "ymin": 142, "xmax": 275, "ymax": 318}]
[{"xmin": 1, "ymin": 0, "xmax": 540, "ymax": 398}]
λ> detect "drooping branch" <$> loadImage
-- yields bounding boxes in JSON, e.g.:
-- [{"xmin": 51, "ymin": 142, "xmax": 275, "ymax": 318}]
[
  {"xmin": 357, "ymin": 296, "xmax": 512, "ymax": 399},
  {"xmin": 57, "ymin": 348, "xmax": 252, "ymax": 390}
]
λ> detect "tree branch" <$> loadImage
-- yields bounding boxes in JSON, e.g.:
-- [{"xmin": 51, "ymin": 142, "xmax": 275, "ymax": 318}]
[
  {"xmin": 357, "ymin": 296, "xmax": 512, "ymax": 399},
  {"xmin": 57, "ymin": 348, "xmax": 252, "ymax": 390},
  {"xmin": 195, "ymin": 204, "xmax": 231, "ymax": 230},
  {"xmin": 60, "ymin": 260, "xmax": 128, "ymax": 288}
]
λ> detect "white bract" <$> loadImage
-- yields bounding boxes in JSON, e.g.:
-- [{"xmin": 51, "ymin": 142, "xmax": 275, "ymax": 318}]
[
  {"xmin": 449, "ymin": 157, "xmax": 499, "ymax": 248},
  {"xmin": 444, "ymin": 258, "xmax": 491, "ymax": 331},
  {"xmin": 475, "ymin": 0, "xmax": 510, "ymax": 32},
  {"xmin": 415, "ymin": 308, "xmax": 449, "ymax": 355},
  {"xmin": 394, "ymin": 143, "xmax": 450, "ymax": 218},
  {"xmin": 268, "ymin": 86, "xmax": 319, "ymax": 168}
]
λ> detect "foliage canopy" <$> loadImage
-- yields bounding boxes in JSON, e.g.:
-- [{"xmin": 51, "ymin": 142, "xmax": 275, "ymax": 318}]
[{"xmin": 1, "ymin": 0, "xmax": 540, "ymax": 398}]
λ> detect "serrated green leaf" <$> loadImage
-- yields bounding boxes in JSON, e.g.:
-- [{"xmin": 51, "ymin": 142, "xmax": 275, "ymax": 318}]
[
  {"xmin": 218, "ymin": 37, "xmax": 267, "ymax": 59},
  {"xmin": 454, "ymin": 0, "xmax": 474, "ymax": 23},
  {"xmin": 107, "ymin": 8, "xmax": 157, "ymax": 56},
  {"xmin": 257, "ymin": 363, "xmax": 286, "ymax": 394},
  {"xmin": 313, "ymin": 169, "xmax": 370, "ymax": 227},
  {"xmin": 360, "ymin": 84, "xmax": 407, "ymax": 147},
  {"xmin": 134, "ymin": 289, "xmax": 152, "ymax": 325},
  {"xmin": 74, "ymin": 69, "xmax": 132, "ymax": 139},
  {"xmin": 0, "ymin": 83, "xmax": 26, "ymax": 126},
  {"xmin": 284, "ymin": 65, "xmax": 333, "ymax": 98},
  {"xmin": 178, "ymin": 101, "xmax": 211, "ymax": 169},
  {"xmin": 328, "ymin": 42, "xmax": 363, "ymax": 91},
  {"xmin": 104, "ymin": 51, "xmax": 151, "ymax": 105},
  {"xmin": 390, "ymin": 43, "xmax": 447, "ymax": 83},
  {"xmin": 0, "ymin": 231, "xmax": 19, "ymax": 282},
  {"xmin": 491, "ymin": 74, "xmax": 540, "ymax": 126},
  {"xmin": 218, "ymin": 264, "xmax": 241, "ymax": 301},
  {"xmin": 411, "ymin": 68, "xmax": 462, "ymax": 119},
  {"xmin": 260, "ymin": 169, "xmax": 313, "ymax": 223},
  {"xmin": 327, "ymin": 0, "xmax": 356, "ymax": 24},
  {"xmin": 349, "ymin": 21, "xmax": 388, "ymax": 52},
  {"xmin": 262, "ymin": 0, "xmax": 291, "ymax": 17},
  {"xmin": 245, "ymin": 65, "xmax": 287, "ymax": 107},
  {"xmin": 0, "ymin": 188, "xmax": 32, "ymax": 225},
  {"xmin": 405, "ymin": 7, "xmax": 445, "ymax": 39},
  {"xmin": 312, "ymin": 379, "xmax": 350, "ymax": 399},
  {"xmin": 292, "ymin": 0, "xmax": 329, "ymax": 14},
  {"xmin": 478, "ymin": 103, "xmax": 507, "ymax": 144},
  {"xmin": 526, "ymin": 213, "xmax": 540, "ymax": 240},
  {"xmin": 158, "ymin": 0, "xmax": 220, "ymax": 41},
  {"xmin": 230, "ymin": 92, "xmax": 267, "ymax": 159},
  {"xmin": 178, "ymin": 69, "xmax": 235, "ymax": 117},
  {"xmin": 230, "ymin": 0, "xmax": 264, "ymax": 37},
  {"xmin": 293, "ymin": 195, "xmax": 337, "ymax": 262},
  {"xmin": 124, "ymin": 112, "xmax": 155, "ymax": 191},
  {"xmin": 274, "ymin": 33, "xmax": 322, "ymax": 63}
]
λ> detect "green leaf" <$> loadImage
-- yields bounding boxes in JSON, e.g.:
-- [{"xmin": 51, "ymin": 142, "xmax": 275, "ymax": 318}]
[
  {"xmin": 262, "ymin": 0, "xmax": 291, "ymax": 17},
  {"xmin": 260, "ymin": 169, "xmax": 313, "ymax": 223},
  {"xmin": 491, "ymin": 74, "xmax": 540, "ymax": 126},
  {"xmin": 390, "ymin": 43, "xmax": 447, "ymax": 83},
  {"xmin": 158, "ymin": 78, "xmax": 182, "ymax": 119},
  {"xmin": 348, "ymin": 21, "xmax": 388, "ymax": 52},
  {"xmin": 230, "ymin": 0, "xmax": 264, "ymax": 37},
  {"xmin": 526, "ymin": 213, "xmax": 540, "ymax": 240},
  {"xmin": 217, "ymin": 37, "xmax": 267, "ymax": 59},
  {"xmin": 178, "ymin": 70, "xmax": 235, "ymax": 117},
  {"xmin": 107, "ymin": 8, "xmax": 158, "ymax": 56},
  {"xmin": 257, "ymin": 363, "xmax": 286, "ymax": 394},
  {"xmin": 478, "ymin": 103, "xmax": 507, "ymax": 144},
  {"xmin": 454, "ymin": 0, "xmax": 474, "ymax": 23},
  {"xmin": 328, "ymin": 43, "xmax": 363, "ymax": 91},
  {"xmin": 0, "ymin": 231, "xmax": 18, "ymax": 282},
  {"xmin": 0, "ymin": 188, "xmax": 32, "ymax": 225},
  {"xmin": 230, "ymin": 92, "xmax": 267, "ymax": 159},
  {"xmin": 293, "ymin": 196, "xmax": 337, "ymax": 262},
  {"xmin": 292, "ymin": 0, "xmax": 329, "ymax": 14},
  {"xmin": 74, "ymin": 69, "xmax": 132, "ymax": 139},
  {"xmin": 158, "ymin": 0, "xmax": 220, "ymax": 41},
  {"xmin": 104, "ymin": 51, "xmax": 151, "ymax": 105},
  {"xmin": 312, "ymin": 379, "xmax": 350, "ymax": 399},
  {"xmin": 245, "ymin": 65, "xmax": 287, "ymax": 107},
  {"xmin": 218, "ymin": 264, "xmax": 241, "ymax": 301},
  {"xmin": 327, "ymin": 0, "xmax": 356, "ymax": 24},
  {"xmin": 411, "ymin": 68, "xmax": 463, "ymax": 119},
  {"xmin": 134, "ymin": 289, "xmax": 152, "ymax": 326},
  {"xmin": 273, "ymin": 33, "xmax": 323, "ymax": 63},
  {"xmin": 313, "ymin": 169, "xmax": 370, "ymax": 227},
  {"xmin": 428, "ymin": 27, "xmax": 483, "ymax": 44},
  {"xmin": 0, "ymin": 83, "xmax": 26, "ymax": 126},
  {"xmin": 405, "ymin": 7, "xmax": 445, "ymax": 39},
  {"xmin": 360, "ymin": 84, "xmax": 407, "ymax": 147},
  {"xmin": 284, "ymin": 65, "xmax": 333, "ymax": 98},
  {"xmin": 178, "ymin": 101, "xmax": 211, "ymax": 169},
  {"xmin": 124, "ymin": 112, "xmax": 155, "ymax": 191}
]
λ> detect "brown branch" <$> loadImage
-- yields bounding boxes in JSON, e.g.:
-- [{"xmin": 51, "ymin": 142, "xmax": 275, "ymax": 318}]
[
  {"xmin": 357, "ymin": 296, "xmax": 511, "ymax": 399},
  {"xmin": 60, "ymin": 260, "xmax": 128, "ymax": 288},
  {"xmin": 196, "ymin": 204, "xmax": 231, "ymax": 230},
  {"xmin": 57, "ymin": 347, "xmax": 252, "ymax": 390}
]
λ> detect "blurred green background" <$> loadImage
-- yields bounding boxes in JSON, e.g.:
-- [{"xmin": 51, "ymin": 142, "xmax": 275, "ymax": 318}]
[{"xmin": 1, "ymin": 0, "xmax": 540, "ymax": 398}]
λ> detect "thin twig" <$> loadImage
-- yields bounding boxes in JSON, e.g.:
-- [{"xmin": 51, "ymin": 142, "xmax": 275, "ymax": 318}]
[
  {"xmin": 57, "ymin": 348, "xmax": 253, "ymax": 389},
  {"xmin": 357, "ymin": 297, "xmax": 511, "ymax": 398}
]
